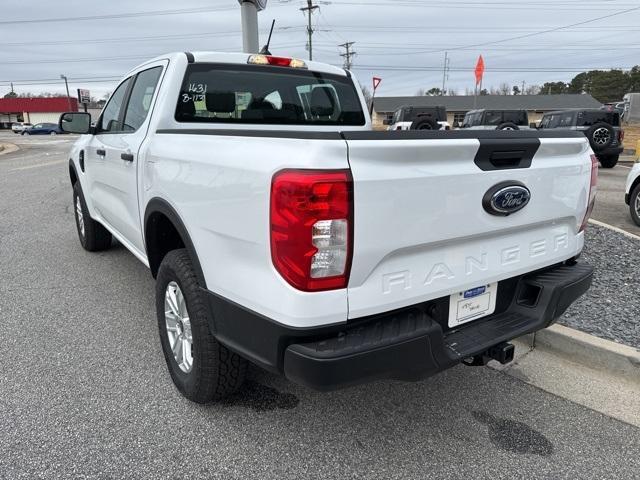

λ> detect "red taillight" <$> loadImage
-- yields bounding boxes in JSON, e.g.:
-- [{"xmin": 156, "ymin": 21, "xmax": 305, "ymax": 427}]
[
  {"xmin": 579, "ymin": 154, "xmax": 598, "ymax": 232},
  {"xmin": 619, "ymin": 129, "xmax": 625, "ymax": 143},
  {"xmin": 270, "ymin": 169, "xmax": 353, "ymax": 292}
]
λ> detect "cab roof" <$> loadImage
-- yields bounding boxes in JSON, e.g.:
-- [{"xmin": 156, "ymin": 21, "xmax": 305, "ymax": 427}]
[{"xmin": 126, "ymin": 51, "xmax": 347, "ymax": 78}]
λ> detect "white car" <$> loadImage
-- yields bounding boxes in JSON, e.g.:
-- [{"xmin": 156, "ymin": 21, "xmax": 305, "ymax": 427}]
[
  {"xmin": 60, "ymin": 51, "xmax": 595, "ymax": 402},
  {"xmin": 11, "ymin": 122, "xmax": 32, "ymax": 133},
  {"xmin": 625, "ymin": 161, "xmax": 640, "ymax": 226}
]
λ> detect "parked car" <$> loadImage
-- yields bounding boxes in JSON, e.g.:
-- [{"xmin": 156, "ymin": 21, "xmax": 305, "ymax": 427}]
[
  {"xmin": 11, "ymin": 122, "xmax": 33, "ymax": 133},
  {"xmin": 537, "ymin": 109, "xmax": 623, "ymax": 168},
  {"xmin": 22, "ymin": 122, "xmax": 63, "ymax": 135},
  {"xmin": 625, "ymin": 161, "xmax": 640, "ymax": 226},
  {"xmin": 387, "ymin": 105, "xmax": 450, "ymax": 130},
  {"xmin": 602, "ymin": 102, "xmax": 626, "ymax": 119},
  {"xmin": 60, "ymin": 52, "xmax": 594, "ymax": 403},
  {"xmin": 461, "ymin": 109, "xmax": 529, "ymax": 130}
]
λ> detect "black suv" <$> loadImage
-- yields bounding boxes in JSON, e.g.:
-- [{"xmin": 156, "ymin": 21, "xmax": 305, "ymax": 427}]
[
  {"xmin": 537, "ymin": 109, "xmax": 624, "ymax": 168},
  {"xmin": 387, "ymin": 105, "xmax": 448, "ymax": 130}
]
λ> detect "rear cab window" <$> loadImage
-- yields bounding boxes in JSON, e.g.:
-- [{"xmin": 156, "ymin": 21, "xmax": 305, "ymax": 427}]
[
  {"xmin": 577, "ymin": 111, "xmax": 620, "ymax": 127},
  {"xmin": 175, "ymin": 64, "xmax": 365, "ymax": 126}
]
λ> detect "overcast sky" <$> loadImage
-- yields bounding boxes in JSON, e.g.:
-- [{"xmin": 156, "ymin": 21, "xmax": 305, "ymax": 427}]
[{"xmin": 2, "ymin": 0, "xmax": 639, "ymax": 100}]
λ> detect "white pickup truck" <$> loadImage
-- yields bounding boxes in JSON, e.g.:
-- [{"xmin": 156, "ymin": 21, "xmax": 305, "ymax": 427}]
[{"xmin": 60, "ymin": 52, "xmax": 595, "ymax": 403}]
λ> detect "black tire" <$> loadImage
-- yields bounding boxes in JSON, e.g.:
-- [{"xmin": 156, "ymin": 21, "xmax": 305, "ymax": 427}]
[
  {"xmin": 22, "ymin": 131, "xmax": 29, "ymax": 136},
  {"xmin": 598, "ymin": 154, "xmax": 619, "ymax": 169},
  {"xmin": 496, "ymin": 122, "xmax": 519, "ymax": 131},
  {"xmin": 156, "ymin": 249, "xmax": 247, "ymax": 403},
  {"xmin": 586, "ymin": 122, "xmax": 614, "ymax": 152},
  {"xmin": 73, "ymin": 182, "xmax": 112, "ymax": 251},
  {"xmin": 410, "ymin": 117, "xmax": 439, "ymax": 130},
  {"xmin": 630, "ymin": 184, "xmax": 640, "ymax": 227}
]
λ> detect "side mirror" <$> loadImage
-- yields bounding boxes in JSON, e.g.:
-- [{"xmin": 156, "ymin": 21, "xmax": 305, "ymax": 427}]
[
  {"xmin": 59, "ymin": 112, "xmax": 92, "ymax": 134},
  {"xmin": 529, "ymin": 122, "xmax": 538, "ymax": 129}
]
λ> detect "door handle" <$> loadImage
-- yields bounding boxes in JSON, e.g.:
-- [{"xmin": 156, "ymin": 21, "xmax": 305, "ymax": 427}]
[
  {"xmin": 96, "ymin": 148, "xmax": 106, "ymax": 157},
  {"xmin": 121, "ymin": 153, "xmax": 134, "ymax": 162}
]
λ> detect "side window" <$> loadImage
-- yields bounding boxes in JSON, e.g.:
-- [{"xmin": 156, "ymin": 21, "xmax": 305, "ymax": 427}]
[
  {"xmin": 559, "ymin": 112, "xmax": 575, "ymax": 127},
  {"xmin": 506, "ymin": 111, "xmax": 528, "ymax": 126},
  {"xmin": 485, "ymin": 111, "xmax": 502, "ymax": 125},
  {"xmin": 123, "ymin": 67, "xmax": 163, "ymax": 132},
  {"xmin": 98, "ymin": 77, "xmax": 132, "ymax": 133}
]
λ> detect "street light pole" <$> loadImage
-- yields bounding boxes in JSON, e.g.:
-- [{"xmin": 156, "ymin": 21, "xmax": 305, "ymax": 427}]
[
  {"xmin": 60, "ymin": 74, "xmax": 72, "ymax": 111},
  {"xmin": 238, "ymin": 0, "xmax": 267, "ymax": 53}
]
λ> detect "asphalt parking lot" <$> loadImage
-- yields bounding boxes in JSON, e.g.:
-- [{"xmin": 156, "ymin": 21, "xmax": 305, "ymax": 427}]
[{"xmin": 1, "ymin": 132, "xmax": 639, "ymax": 479}]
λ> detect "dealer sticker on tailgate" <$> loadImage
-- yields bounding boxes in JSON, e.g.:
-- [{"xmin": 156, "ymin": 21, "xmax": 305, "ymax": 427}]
[{"xmin": 448, "ymin": 283, "xmax": 498, "ymax": 328}]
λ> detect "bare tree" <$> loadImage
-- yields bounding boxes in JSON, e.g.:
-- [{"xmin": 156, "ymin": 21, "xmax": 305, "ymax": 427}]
[
  {"xmin": 525, "ymin": 84, "xmax": 541, "ymax": 95},
  {"xmin": 360, "ymin": 85, "xmax": 373, "ymax": 107},
  {"xmin": 499, "ymin": 83, "xmax": 511, "ymax": 95}
]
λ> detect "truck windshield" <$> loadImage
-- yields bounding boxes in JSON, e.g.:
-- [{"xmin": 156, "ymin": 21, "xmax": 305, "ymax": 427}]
[{"xmin": 175, "ymin": 63, "xmax": 366, "ymax": 126}]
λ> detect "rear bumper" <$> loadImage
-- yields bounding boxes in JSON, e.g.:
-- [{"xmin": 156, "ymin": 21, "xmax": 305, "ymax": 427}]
[{"xmin": 205, "ymin": 261, "xmax": 592, "ymax": 391}]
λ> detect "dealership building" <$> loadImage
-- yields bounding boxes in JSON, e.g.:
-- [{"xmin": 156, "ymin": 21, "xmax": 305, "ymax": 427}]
[
  {"xmin": 372, "ymin": 94, "xmax": 603, "ymax": 128},
  {"xmin": 0, "ymin": 97, "xmax": 78, "ymax": 128}
]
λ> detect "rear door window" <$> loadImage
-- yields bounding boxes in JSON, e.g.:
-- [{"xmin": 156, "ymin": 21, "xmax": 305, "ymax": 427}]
[
  {"xmin": 484, "ymin": 111, "xmax": 502, "ymax": 125},
  {"xmin": 175, "ymin": 64, "xmax": 365, "ymax": 126}
]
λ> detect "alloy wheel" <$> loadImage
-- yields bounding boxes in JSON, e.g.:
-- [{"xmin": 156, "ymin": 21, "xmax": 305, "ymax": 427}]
[
  {"xmin": 75, "ymin": 196, "xmax": 85, "ymax": 237},
  {"xmin": 593, "ymin": 127, "xmax": 610, "ymax": 146},
  {"xmin": 164, "ymin": 281, "xmax": 193, "ymax": 373}
]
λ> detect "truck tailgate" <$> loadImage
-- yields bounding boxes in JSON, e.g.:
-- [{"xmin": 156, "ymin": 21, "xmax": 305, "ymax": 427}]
[{"xmin": 343, "ymin": 130, "xmax": 592, "ymax": 319}]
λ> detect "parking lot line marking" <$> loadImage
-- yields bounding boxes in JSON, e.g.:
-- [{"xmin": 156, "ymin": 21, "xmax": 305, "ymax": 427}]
[
  {"xmin": 588, "ymin": 219, "xmax": 640, "ymax": 241},
  {"xmin": 618, "ymin": 165, "xmax": 632, "ymax": 169},
  {"xmin": 9, "ymin": 160, "xmax": 66, "ymax": 172}
]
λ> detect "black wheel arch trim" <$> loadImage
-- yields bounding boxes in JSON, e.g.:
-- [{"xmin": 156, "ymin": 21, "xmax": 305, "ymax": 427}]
[
  {"xmin": 144, "ymin": 198, "xmax": 207, "ymax": 288},
  {"xmin": 69, "ymin": 159, "xmax": 79, "ymax": 187}
]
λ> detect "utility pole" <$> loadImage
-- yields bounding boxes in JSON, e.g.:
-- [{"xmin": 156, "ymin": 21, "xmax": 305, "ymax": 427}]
[
  {"xmin": 441, "ymin": 51, "xmax": 450, "ymax": 95},
  {"xmin": 60, "ymin": 74, "xmax": 71, "ymax": 110},
  {"xmin": 339, "ymin": 41, "xmax": 356, "ymax": 70},
  {"xmin": 300, "ymin": 0, "xmax": 319, "ymax": 61}
]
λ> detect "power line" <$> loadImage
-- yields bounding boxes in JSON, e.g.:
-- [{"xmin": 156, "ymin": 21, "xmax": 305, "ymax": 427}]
[
  {"xmin": 1, "ymin": 28, "xmax": 306, "ymax": 48},
  {"xmin": 427, "ymin": 6, "xmax": 640, "ymax": 54},
  {"xmin": 0, "ymin": 6, "xmax": 238, "ymax": 26},
  {"xmin": 300, "ymin": 0, "xmax": 320, "ymax": 60},
  {"xmin": 339, "ymin": 42, "xmax": 356, "ymax": 70}
]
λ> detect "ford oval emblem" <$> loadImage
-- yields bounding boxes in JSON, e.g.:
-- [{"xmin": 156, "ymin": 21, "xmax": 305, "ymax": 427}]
[{"xmin": 482, "ymin": 181, "xmax": 531, "ymax": 216}]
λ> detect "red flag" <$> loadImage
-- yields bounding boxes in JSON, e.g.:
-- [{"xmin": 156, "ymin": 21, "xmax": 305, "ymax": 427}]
[
  {"xmin": 474, "ymin": 55, "xmax": 485, "ymax": 85},
  {"xmin": 372, "ymin": 77, "xmax": 382, "ymax": 91}
]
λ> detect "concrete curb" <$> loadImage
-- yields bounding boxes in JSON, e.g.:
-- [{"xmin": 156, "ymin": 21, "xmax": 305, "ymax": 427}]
[{"xmin": 533, "ymin": 324, "xmax": 640, "ymax": 382}]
